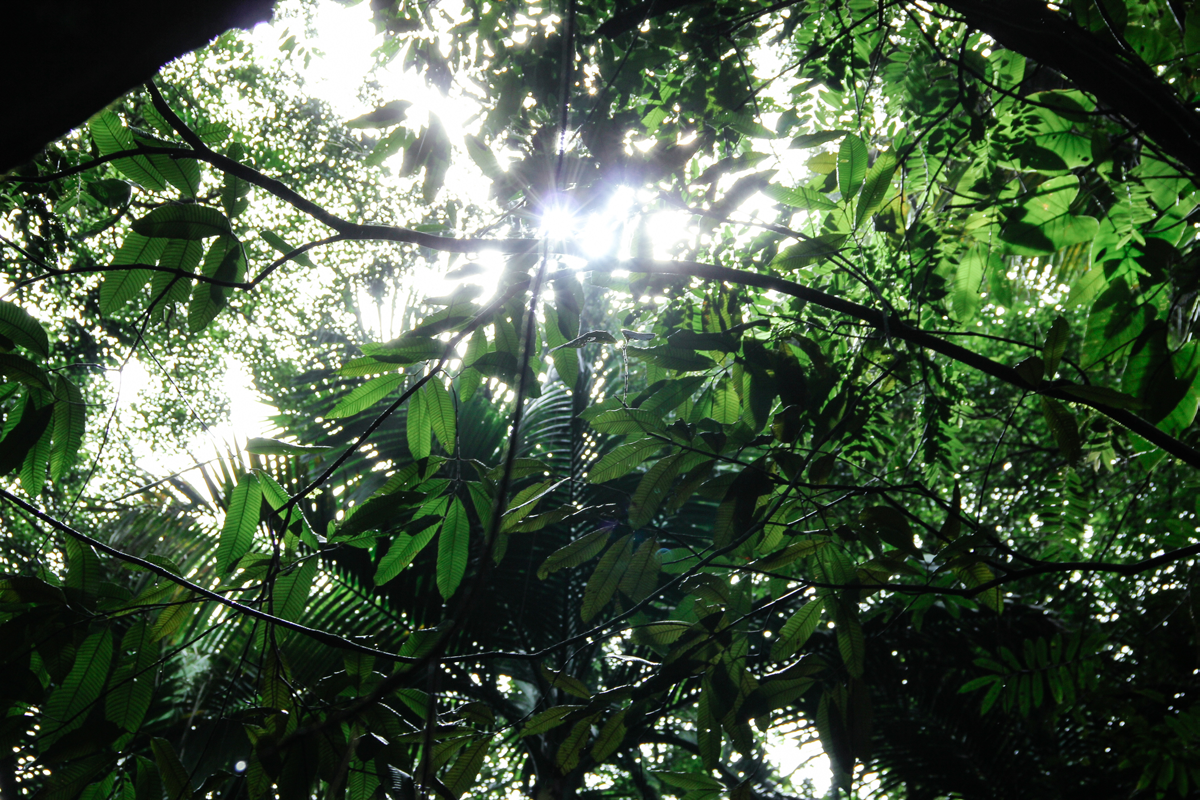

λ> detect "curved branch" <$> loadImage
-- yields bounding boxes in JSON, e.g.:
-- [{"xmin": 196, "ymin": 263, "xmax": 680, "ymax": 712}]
[{"xmin": 0, "ymin": 488, "xmax": 409, "ymax": 662}]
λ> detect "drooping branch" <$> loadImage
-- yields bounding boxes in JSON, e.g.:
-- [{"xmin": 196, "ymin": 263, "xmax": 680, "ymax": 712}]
[{"xmin": 610, "ymin": 258, "xmax": 1200, "ymax": 470}]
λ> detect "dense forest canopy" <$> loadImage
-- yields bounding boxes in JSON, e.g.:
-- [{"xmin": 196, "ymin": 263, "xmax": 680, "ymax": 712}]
[{"xmin": 3, "ymin": 0, "xmax": 1200, "ymax": 798}]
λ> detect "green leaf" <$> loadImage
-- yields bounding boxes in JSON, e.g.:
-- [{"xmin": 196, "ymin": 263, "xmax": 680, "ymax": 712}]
[
  {"xmin": 346, "ymin": 100, "xmax": 412, "ymax": 129},
  {"xmin": 273, "ymin": 557, "xmax": 317, "ymax": 621},
  {"xmin": 437, "ymin": 497, "xmax": 470, "ymax": 599},
  {"xmin": 856, "ymin": 150, "xmax": 896, "ymax": 226},
  {"xmin": 770, "ymin": 234, "xmax": 848, "ymax": 271},
  {"xmin": 627, "ymin": 345, "xmax": 717, "ymax": 372},
  {"xmin": 90, "ymin": 111, "xmax": 167, "ymax": 191},
  {"xmin": 245, "ymin": 437, "xmax": 331, "ymax": 455},
  {"xmin": 0, "ymin": 353, "xmax": 51, "ymax": 390},
  {"xmin": 952, "ymin": 247, "xmax": 986, "ymax": 323},
  {"xmin": 591, "ymin": 709, "xmax": 628, "ymax": 762},
  {"xmin": 216, "ymin": 473, "xmax": 261, "ymax": 572},
  {"xmin": 618, "ymin": 536, "xmax": 661, "ymax": 601},
  {"xmin": 443, "ymin": 738, "xmax": 488, "ymax": 797},
  {"xmin": 588, "ymin": 438, "xmax": 664, "ymax": 483},
  {"xmin": 0, "ymin": 300, "xmax": 49, "ymax": 358},
  {"xmin": 423, "ymin": 376, "xmax": 456, "ymax": 454},
  {"xmin": 107, "ymin": 622, "xmax": 157, "ymax": 731},
  {"xmin": 629, "ymin": 456, "xmax": 681, "ymax": 528},
  {"xmin": 187, "ymin": 235, "xmax": 245, "ymax": 333},
  {"xmin": 407, "ymin": 383, "xmax": 432, "ymax": 459},
  {"xmin": 790, "ymin": 130, "xmax": 848, "ymax": 148},
  {"xmin": 582, "ymin": 535, "xmax": 632, "ymax": 621},
  {"xmin": 538, "ymin": 529, "xmax": 611, "ymax": 579},
  {"xmin": 375, "ymin": 518, "xmax": 442, "ymax": 585},
  {"xmin": 520, "ymin": 705, "xmax": 584, "ymax": 737},
  {"xmin": 551, "ymin": 330, "xmax": 618, "ymax": 350},
  {"xmin": 632, "ymin": 620, "xmax": 692, "ymax": 646},
  {"xmin": 1042, "ymin": 317, "xmax": 1069, "ymax": 378},
  {"xmin": 771, "ymin": 598, "xmax": 825, "ymax": 660},
  {"xmin": 43, "ymin": 628, "xmax": 113, "ymax": 744},
  {"xmin": 151, "ymin": 738, "xmax": 194, "ymax": 800},
  {"xmin": 589, "ymin": 407, "xmax": 666, "ymax": 436},
  {"xmin": 327, "ymin": 373, "xmax": 405, "ymax": 419},
  {"xmin": 835, "ymin": 608, "xmax": 865, "ymax": 678},
  {"xmin": 20, "ymin": 408, "xmax": 53, "ymax": 496},
  {"xmin": 762, "ymin": 183, "xmax": 838, "ymax": 211},
  {"xmin": 50, "ymin": 376, "xmax": 85, "ymax": 482},
  {"xmin": 131, "ymin": 204, "xmax": 232, "ymax": 240},
  {"xmin": 151, "ymin": 238, "xmax": 203, "ymax": 306},
  {"xmin": 557, "ymin": 714, "xmax": 599, "ymax": 773},
  {"xmin": 260, "ymin": 229, "xmax": 316, "ymax": 267},
  {"xmin": 999, "ymin": 176, "xmax": 1099, "ymax": 255},
  {"xmin": 1040, "ymin": 396, "xmax": 1081, "ymax": 463},
  {"xmin": 837, "ymin": 133, "xmax": 869, "ymax": 199}
]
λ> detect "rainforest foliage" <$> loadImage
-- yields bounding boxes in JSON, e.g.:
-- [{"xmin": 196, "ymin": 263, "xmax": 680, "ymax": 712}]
[{"xmin": 4, "ymin": 0, "xmax": 1200, "ymax": 798}]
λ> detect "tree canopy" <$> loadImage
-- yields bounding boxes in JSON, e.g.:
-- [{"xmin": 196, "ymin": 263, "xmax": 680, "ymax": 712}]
[{"xmin": 4, "ymin": 0, "xmax": 1200, "ymax": 798}]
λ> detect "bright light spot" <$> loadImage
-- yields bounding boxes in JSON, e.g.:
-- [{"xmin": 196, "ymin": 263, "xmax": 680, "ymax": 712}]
[
  {"xmin": 234, "ymin": 760, "xmax": 248, "ymax": 773},
  {"xmin": 541, "ymin": 204, "xmax": 579, "ymax": 238}
]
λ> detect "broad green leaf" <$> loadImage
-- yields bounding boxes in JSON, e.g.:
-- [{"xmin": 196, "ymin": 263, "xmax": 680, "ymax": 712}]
[
  {"xmin": 635, "ymin": 375, "xmax": 707, "ymax": 413},
  {"xmin": 1040, "ymin": 396, "xmax": 1081, "ymax": 462},
  {"xmin": 0, "ymin": 300, "xmax": 49, "ymax": 358},
  {"xmin": 43, "ymin": 628, "xmax": 113, "ymax": 743},
  {"xmin": 589, "ymin": 407, "xmax": 665, "ymax": 436},
  {"xmin": 216, "ymin": 473, "xmax": 261, "ymax": 572},
  {"xmin": 588, "ymin": 438, "xmax": 664, "ymax": 483},
  {"xmin": 557, "ymin": 714, "xmax": 599, "ymax": 773},
  {"xmin": 407, "ymin": 384, "xmax": 432, "ymax": 459},
  {"xmin": 629, "ymin": 455, "xmax": 681, "ymax": 528},
  {"xmin": 835, "ymin": 608, "xmax": 865, "ymax": 678},
  {"xmin": 952, "ymin": 247, "xmax": 986, "ymax": 323},
  {"xmin": 520, "ymin": 705, "xmax": 583, "ymax": 737},
  {"xmin": 655, "ymin": 772, "xmax": 724, "ymax": 792},
  {"xmin": 538, "ymin": 529, "xmax": 610, "ymax": 579},
  {"xmin": 541, "ymin": 664, "xmax": 592, "ymax": 699},
  {"xmin": 131, "ymin": 204, "xmax": 232, "ymax": 240},
  {"xmin": 361, "ymin": 336, "xmax": 447, "ymax": 363},
  {"xmin": 375, "ymin": 517, "xmax": 443, "ymax": 585},
  {"xmin": 1042, "ymin": 317, "xmax": 1069, "ymax": 378},
  {"xmin": 273, "ymin": 557, "xmax": 318, "ymax": 621},
  {"xmin": 632, "ymin": 620, "xmax": 692, "ymax": 646},
  {"xmin": 20, "ymin": 411, "xmax": 53, "ymax": 495},
  {"xmin": 837, "ymin": 134, "xmax": 869, "ymax": 199},
  {"xmin": 770, "ymin": 234, "xmax": 847, "ymax": 271},
  {"xmin": 50, "ymin": 376, "xmax": 85, "ymax": 482},
  {"xmin": 626, "ymin": 345, "xmax": 716, "ymax": 372},
  {"xmin": 107, "ymin": 622, "xmax": 156, "ymax": 731},
  {"xmin": 102, "ymin": 233, "xmax": 167, "ymax": 313},
  {"xmin": 762, "ymin": 183, "xmax": 838, "ymax": 211},
  {"xmin": 790, "ymin": 130, "xmax": 848, "ymax": 148},
  {"xmin": 246, "ymin": 437, "xmax": 331, "ymax": 455},
  {"xmin": 591, "ymin": 709, "xmax": 628, "ymax": 762},
  {"xmin": 0, "ymin": 353, "xmax": 51, "ymax": 390},
  {"xmin": 90, "ymin": 111, "xmax": 167, "ymax": 191},
  {"xmin": 327, "ymin": 373, "xmax": 405, "ymax": 419},
  {"xmin": 772, "ymin": 598, "xmax": 824, "ymax": 660},
  {"xmin": 551, "ymin": 330, "xmax": 618, "ymax": 350},
  {"xmin": 366, "ymin": 126, "xmax": 416, "ymax": 166},
  {"xmin": 346, "ymin": 100, "xmax": 412, "ymax": 129},
  {"xmin": 752, "ymin": 538, "xmax": 830, "ymax": 571},
  {"xmin": 582, "ymin": 535, "xmax": 632, "ymax": 621},
  {"xmin": 187, "ymin": 235, "xmax": 245, "ymax": 333},
  {"xmin": 443, "ymin": 738, "xmax": 488, "ymax": 797},
  {"xmin": 260, "ymin": 229, "xmax": 316, "ymax": 267},
  {"xmin": 618, "ymin": 536, "xmax": 661, "ymax": 601},
  {"xmin": 856, "ymin": 150, "xmax": 896, "ymax": 226},
  {"xmin": 151, "ymin": 238, "xmax": 203, "ymax": 306},
  {"xmin": 437, "ymin": 497, "xmax": 470, "ymax": 599},
  {"xmin": 999, "ymin": 176, "xmax": 1099, "ymax": 255},
  {"xmin": 423, "ymin": 376, "xmax": 456, "ymax": 454},
  {"xmin": 151, "ymin": 738, "xmax": 194, "ymax": 800},
  {"xmin": 712, "ymin": 380, "xmax": 740, "ymax": 424}
]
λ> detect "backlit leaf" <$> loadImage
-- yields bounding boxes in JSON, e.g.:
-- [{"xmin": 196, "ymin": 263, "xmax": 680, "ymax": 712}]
[
  {"xmin": 437, "ymin": 497, "xmax": 470, "ymax": 599},
  {"xmin": 216, "ymin": 473, "xmax": 261, "ymax": 573}
]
